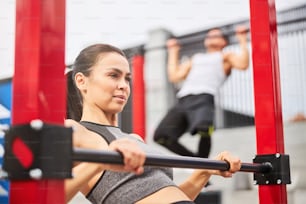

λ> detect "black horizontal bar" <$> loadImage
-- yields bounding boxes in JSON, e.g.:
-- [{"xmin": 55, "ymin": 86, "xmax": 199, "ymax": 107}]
[{"xmin": 73, "ymin": 148, "xmax": 272, "ymax": 173}]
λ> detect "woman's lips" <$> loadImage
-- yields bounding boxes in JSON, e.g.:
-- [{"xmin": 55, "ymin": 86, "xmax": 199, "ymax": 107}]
[{"xmin": 114, "ymin": 95, "xmax": 126, "ymax": 102}]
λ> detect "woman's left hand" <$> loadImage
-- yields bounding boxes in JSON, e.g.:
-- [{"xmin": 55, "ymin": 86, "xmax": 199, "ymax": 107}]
[{"xmin": 209, "ymin": 151, "xmax": 241, "ymax": 177}]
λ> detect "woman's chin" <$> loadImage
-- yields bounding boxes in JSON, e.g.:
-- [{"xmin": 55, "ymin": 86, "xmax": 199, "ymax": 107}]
[{"xmin": 109, "ymin": 106, "xmax": 124, "ymax": 114}]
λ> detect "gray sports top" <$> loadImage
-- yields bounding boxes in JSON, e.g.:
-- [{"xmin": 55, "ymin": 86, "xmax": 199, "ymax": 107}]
[
  {"xmin": 81, "ymin": 121, "xmax": 176, "ymax": 204},
  {"xmin": 177, "ymin": 52, "xmax": 227, "ymax": 98}
]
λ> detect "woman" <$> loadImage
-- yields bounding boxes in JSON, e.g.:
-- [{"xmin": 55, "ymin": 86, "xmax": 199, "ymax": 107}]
[{"xmin": 66, "ymin": 43, "xmax": 241, "ymax": 204}]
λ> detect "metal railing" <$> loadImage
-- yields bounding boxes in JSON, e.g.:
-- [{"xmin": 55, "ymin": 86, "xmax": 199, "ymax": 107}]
[{"xmin": 123, "ymin": 4, "xmax": 306, "ymax": 129}]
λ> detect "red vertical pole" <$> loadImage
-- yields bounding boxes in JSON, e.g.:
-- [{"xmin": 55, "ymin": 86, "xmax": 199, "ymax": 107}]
[
  {"xmin": 249, "ymin": 0, "xmax": 287, "ymax": 204},
  {"xmin": 11, "ymin": 0, "xmax": 66, "ymax": 203},
  {"xmin": 131, "ymin": 51, "xmax": 146, "ymax": 140}
]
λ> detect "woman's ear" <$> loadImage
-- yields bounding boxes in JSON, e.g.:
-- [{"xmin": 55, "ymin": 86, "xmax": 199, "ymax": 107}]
[{"xmin": 74, "ymin": 72, "xmax": 87, "ymax": 92}]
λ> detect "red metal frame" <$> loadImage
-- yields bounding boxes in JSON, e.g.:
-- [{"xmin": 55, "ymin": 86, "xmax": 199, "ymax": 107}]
[
  {"xmin": 131, "ymin": 54, "xmax": 146, "ymax": 140},
  {"xmin": 11, "ymin": 0, "xmax": 66, "ymax": 203},
  {"xmin": 249, "ymin": 0, "xmax": 287, "ymax": 203},
  {"xmin": 9, "ymin": 0, "xmax": 289, "ymax": 203}
]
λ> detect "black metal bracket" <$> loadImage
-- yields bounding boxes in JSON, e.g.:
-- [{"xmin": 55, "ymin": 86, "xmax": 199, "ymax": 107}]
[
  {"xmin": 3, "ymin": 120, "xmax": 73, "ymax": 180},
  {"xmin": 253, "ymin": 154, "xmax": 291, "ymax": 185}
]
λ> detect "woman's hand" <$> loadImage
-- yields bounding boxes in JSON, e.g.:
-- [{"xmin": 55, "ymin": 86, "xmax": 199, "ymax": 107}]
[
  {"xmin": 64, "ymin": 120, "xmax": 146, "ymax": 201},
  {"xmin": 208, "ymin": 151, "xmax": 241, "ymax": 177},
  {"xmin": 109, "ymin": 138, "xmax": 146, "ymax": 175},
  {"xmin": 179, "ymin": 151, "xmax": 241, "ymax": 200},
  {"xmin": 65, "ymin": 119, "xmax": 145, "ymax": 175}
]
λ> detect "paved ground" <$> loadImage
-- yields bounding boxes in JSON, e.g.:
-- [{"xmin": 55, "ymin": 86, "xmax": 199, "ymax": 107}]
[{"xmin": 69, "ymin": 121, "xmax": 306, "ymax": 204}]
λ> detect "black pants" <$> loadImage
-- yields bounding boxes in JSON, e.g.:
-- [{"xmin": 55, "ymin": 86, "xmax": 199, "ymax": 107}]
[{"xmin": 153, "ymin": 94, "xmax": 214, "ymax": 158}]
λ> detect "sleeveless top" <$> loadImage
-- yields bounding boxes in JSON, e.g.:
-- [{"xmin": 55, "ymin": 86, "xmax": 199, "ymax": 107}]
[
  {"xmin": 177, "ymin": 52, "xmax": 227, "ymax": 98},
  {"xmin": 81, "ymin": 121, "xmax": 176, "ymax": 204}
]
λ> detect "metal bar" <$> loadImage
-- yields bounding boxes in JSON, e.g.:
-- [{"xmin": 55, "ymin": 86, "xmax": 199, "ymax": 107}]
[
  {"xmin": 142, "ymin": 29, "xmax": 251, "ymax": 52},
  {"xmin": 73, "ymin": 148, "xmax": 272, "ymax": 173},
  {"xmin": 249, "ymin": 0, "xmax": 287, "ymax": 203}
]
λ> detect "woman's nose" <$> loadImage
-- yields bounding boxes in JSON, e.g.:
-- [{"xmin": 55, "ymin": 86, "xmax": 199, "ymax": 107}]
[{"xmin": 118, "ymin": 78, "xmax": 129, "ymax": 89}]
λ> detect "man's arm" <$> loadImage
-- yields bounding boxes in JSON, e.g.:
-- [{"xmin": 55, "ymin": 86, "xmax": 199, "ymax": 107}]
[
  {"xmin": 225, "ymin": 25, "xmax": 249, "ymax": 70},
  {"xmin": 167, "ymin": 39, "xmax": 192, "ymax": 83}
]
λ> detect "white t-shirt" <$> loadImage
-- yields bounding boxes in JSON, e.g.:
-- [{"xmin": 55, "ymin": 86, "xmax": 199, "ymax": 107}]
[{"xmin": 177, "ymin": 52, "xmax": 227, "ymax": 98}]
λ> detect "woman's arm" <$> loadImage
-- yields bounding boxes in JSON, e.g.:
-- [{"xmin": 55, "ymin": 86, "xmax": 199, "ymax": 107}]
[
  {"xmin": 64, "ymin": 120, "xmax": 146, "ymax": 202},
  {"xmin": 178, "ymin": 151, "xmax": 241, "ymax": 200},
  {"xmin": 65, "ymin": 162, "xmax": 105, "ymax": 202},
  {"xmin": 65, "ymin": 140, "xmax": 146, "ymax": 202}
]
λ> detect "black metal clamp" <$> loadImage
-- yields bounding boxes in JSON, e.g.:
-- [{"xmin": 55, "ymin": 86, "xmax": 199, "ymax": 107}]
[
  {"xmin": 3, "ymin": 120, "xmax": 73, "ymax": 180},
  {"xmin": 253, "ymin": 154, "xmax": 291, "ymax": 185}
]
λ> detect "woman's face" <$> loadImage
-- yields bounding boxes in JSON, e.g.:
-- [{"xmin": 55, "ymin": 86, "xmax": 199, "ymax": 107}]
[{"xmin": 78, "ymin": 52, "xmax": 131, "ymax": 114}]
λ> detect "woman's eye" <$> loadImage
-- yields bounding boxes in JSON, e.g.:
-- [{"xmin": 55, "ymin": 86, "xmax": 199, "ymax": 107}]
[
  {"xmin": 110, "ymin": 73, "xmax": 119, "ymax": 78},
  {"xmin": 125, "ymin": 76, "xmax": 131, "ymax": 82}
]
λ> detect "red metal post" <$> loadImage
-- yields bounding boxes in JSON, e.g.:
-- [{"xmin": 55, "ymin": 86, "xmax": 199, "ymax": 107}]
[
  {"xmin": 131, "ymin": 54, "xmax": 146, "ymax": 140},
  {"xmin": 11, "ymin": 0, "xmax": 66, "ymax": 203},
  {"xmin": 249, "ymin": 0, "xmax": 287, "ymax": 203}
]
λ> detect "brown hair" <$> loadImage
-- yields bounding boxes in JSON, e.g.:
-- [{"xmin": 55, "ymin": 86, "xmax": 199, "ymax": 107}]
[
  {"xmin": 206, "ymin": 27, "xmax": 229, "ymax": 44},
  {"xmin": 66, "ymin": 44, "xmax": 126, "ymax": 121}
]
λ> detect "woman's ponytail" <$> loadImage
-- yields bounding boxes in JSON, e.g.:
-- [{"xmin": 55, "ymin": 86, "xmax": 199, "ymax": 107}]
[{"xmin": 66, "ymin": 70, "xmax": 82, "ymax": 121}]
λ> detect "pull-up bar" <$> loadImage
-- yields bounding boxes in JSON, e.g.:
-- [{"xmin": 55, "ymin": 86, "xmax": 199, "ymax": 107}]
[
  {"xmin": 3, "ymin": 122, "xmax": 290, "ymax": 187},
  {"xmin": 73, "ymin": 148, "xmax": 272, "ymax": 173},
  {"xmin": 8, "ymin": 0, "xmax": 291, "ymax": 203}
]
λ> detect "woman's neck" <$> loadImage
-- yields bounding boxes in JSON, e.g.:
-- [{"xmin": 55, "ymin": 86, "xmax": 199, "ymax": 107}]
[{"xmin": 81, "ymin": 106, "xmax": 118, "ymax": 126}]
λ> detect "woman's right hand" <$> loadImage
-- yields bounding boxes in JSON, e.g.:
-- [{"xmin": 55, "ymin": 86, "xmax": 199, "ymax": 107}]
[
  {"xmin": 108, "ymin": 138, "xmax": 146, "ymax": 175},
  {"xmin": 65, "ymin": 119, "xmax": 145, "ymax": 175}
]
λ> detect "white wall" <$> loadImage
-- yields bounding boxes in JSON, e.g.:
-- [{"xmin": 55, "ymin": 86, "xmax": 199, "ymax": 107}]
[
  {"xmin": 1, "ymin": 0, "xmax": 305, "ymax": 80},
  {"xmin": 0, "ymin": 1, "xmax": 15, "ymax": 79}
]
